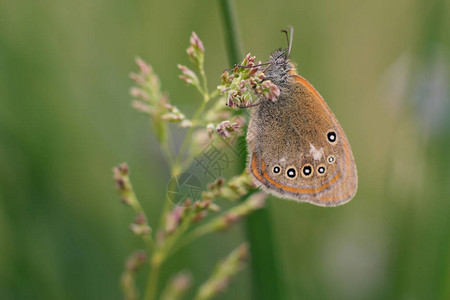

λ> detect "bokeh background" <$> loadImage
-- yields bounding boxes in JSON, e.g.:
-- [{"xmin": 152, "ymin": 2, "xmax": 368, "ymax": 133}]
[{"xmin": 1, "ymin": 0, "xmax": 449, "ymax": 299}]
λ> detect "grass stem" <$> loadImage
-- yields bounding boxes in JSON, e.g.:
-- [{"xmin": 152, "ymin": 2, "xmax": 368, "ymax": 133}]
[{"xmin": 217, "ymin": 1, "xmax": 285, "ymax": 299}]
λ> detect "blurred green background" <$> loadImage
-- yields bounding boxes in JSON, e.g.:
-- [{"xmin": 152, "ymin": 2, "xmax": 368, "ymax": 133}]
[{"xmin": 1, "ymin": 0, "xmax": 449, "ymax": 299}]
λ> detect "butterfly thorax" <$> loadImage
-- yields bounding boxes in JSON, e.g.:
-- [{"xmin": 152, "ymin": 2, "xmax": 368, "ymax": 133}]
[{"xmin": 264, "ymin": 49, "xmax": 296, "ymax": 87}]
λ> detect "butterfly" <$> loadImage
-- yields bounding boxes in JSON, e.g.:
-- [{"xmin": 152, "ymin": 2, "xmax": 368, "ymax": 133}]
[{"xmin": 247, "ymin": 28, "xmax": 357, "ymax": 206}]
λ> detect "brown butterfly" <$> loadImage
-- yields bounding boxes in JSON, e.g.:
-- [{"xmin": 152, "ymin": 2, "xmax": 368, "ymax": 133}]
[{"xmin": 247, "ymin": 28, "xmax": 357, "ymax": 206}]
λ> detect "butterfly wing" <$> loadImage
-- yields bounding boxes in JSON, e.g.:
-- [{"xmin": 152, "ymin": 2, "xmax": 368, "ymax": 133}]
[{"xmin": 247, "ymin": 74, "xmax": 357, "ymax": 206}]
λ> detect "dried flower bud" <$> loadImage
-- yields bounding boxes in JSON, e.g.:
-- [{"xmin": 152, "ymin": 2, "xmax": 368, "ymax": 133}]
[
  {"xmin": 187, "ymin": 32, "xmax": 205, "ymax": 69},
  {"xmin": 130, "ymin": 57, "xmax": 172, "ymax": 145},
  {"xmin": 221, "ymin": 71, "xmax": 229, "ymax": 85},
  {"xmin": 223, "ymin": 212, "xmax": 241, "ymax": 226},
  {"xmin": 184, "ymin": 198, "xmax": 193, "ymax": 207},
  {"xmin": 113, "ymin": 163, "xmax": 139, "ymax": 207},
  {"xmin": 130, "ymin": 87, "xmax": 149, "ymax": 100},
  {"xmin": 136, "ymin": 57, "xmax": 152, "ymax": 75},
  {"xmin": 226, "ymin": 93, "xmax": 235, "ymax": 107},
  {"xmin": 172, "ymin": 272, "xmax": 191, "ymax": 290},
  {"xmin": 247, "ymin": 192, "xmax": 267, "ymax": 209},
  {"xmin": 193, "ymin": 211, "xmax": 207, "ymax": 223},
  {"xmin": 208, "ymin": 203, "xmax": 221, "ymax": 212},
  {"xmin": 216, "ymin": 120, "xmax": 240, "ymax": 139},
  {"xmin": 131, "ymin": 100, "xmax": 152, "ymax": 114},
  {"xmin": 160, "ymin": 271, "xmax": 192, "ymax": 300},
  {"xmin": 211, "ymin": 194, "xmax": 264, "ymax": 231},
  {"xmin": 165, "ymin": 206, "xmax": 185, "ymax": 234},
  {"xmin": 190, "ymin": 32, "xmax": 204, "ymax": 53},
  {"xmin": 178, "ymin": 64, "xmax": 200, "ymax": 86},
  {"xmin": 259, "ymin": 80, "xmax": 280, "ymax": 103},
  {"xmin": 218, "ymin": 53, "xmax": 280, "ymax": 108},
  {"xmin": 134, "ymin": 212, "xmax": 147, "ymax": 225},
  {"xmin": 195, "ymin": 199, "xmax": 210, "ymax": 210},
  {"xmin": 195, "ymin": 244, "xmax": 248, "ymax": 300},
  {"xmin": 129, "ymin": 212, "xmax": 152, "ymax": 236},
  {"xmin": 201, "ymin": 172, "xmax": 255, "ymax": 204},
  {"xmin": 161, "ymin": 104, "xmax": 186, "ymax": 123},
  {"xmin": 130, "ymin": 223, "xmax": 151, "ymax": 236},
  {"xmin": 125, "ymin": 250, "xmax": 147, "ymax": 272},
  {"xmin": 129, "ymin": 213, "xmax": 151, "ymax": 236},
  {"xmin": 161, "ymin": 113, "xmax": 184, "ymax": 122},
  {"xmin": 207, "ymin": 123, "xmax": 215, "ymax": 137},
  {"xmin": 121, "ymin": 250, "xmax": 147, "ymax": 300},
  {"xmin": 179, "ymin": 119, "xmax": 192, "ymax": 128},
  {"xmin": 129, "ymin": 72, "xmax": 145, "ymax": 85},
  {"xmin": 209, "ymin": 177, "xmax": 225, "ymax": 190},
  {"xmin": 117, "ymin": 163, "xmax": 129, "ymax": 175}
]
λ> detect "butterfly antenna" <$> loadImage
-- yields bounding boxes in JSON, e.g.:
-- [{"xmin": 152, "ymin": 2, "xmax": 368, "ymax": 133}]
[
  {"xmin": 281, "ymin": 29, "xmax": 289, "ymax": 49},
  {"xmin": 281, "ymin": 26, "xmax": 294, "ymax": 58},
  {"xmin": 288, "ymin": 26, "xmax": 294, "ymax": 56}
]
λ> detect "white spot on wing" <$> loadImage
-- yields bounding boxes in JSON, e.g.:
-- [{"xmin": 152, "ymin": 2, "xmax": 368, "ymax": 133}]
[{"xmin": 309, "ymin": 144, "xmax": 324, "ymax": 161}]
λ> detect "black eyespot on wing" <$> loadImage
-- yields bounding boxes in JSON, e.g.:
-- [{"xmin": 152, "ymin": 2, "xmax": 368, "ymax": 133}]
[
  {"xmin": 327, "ymin": 131, "xmax": 337, "ymax": 143},
  {"xmin": 273, "ymin": 165, "xmax": 281, "ymax": 174},
  {"xmin": 327, "ymin": 155, "xmax": 335, "ymax": 164},
  {"xmin": 286, "ymin": 167, "xmax": 296, "ymax": 178},
  {"xmin": 317, "ymin": 164, "xmax": 326, "ymax": 175},
  {"xmin": 301, "ymin": 164, "xmax": 313, "ymax": 178}
]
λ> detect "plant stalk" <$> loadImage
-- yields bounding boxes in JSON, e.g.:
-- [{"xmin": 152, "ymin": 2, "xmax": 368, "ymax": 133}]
[
  {"xmin": 218, "ymin": 0, "xmax": 243, "ymax": 65},
  {"xmin": 217, "ymin": 1, "xmax": 284, "ymax": 299},
  {"xmin": 144, "ymin": 257, "xmax": 162, "ymax": 300}
]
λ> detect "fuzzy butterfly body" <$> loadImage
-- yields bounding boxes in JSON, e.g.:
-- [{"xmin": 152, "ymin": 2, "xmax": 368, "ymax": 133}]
[{"xmin": 247, "ymin": 50, "xmax": 357, "ymax": 206}]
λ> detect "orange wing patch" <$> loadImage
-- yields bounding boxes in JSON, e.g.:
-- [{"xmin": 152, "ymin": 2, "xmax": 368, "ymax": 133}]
[
  {"xmin": 252, "ymin": 154, "xmax": 341, "ymax": 200},
  {"xmin": 290, "ymin": 73, "xmax": 329, "ymax": 107},
  {"xmin": 251, "ymin": 154, "xmax": 266, "ymax": 184}
]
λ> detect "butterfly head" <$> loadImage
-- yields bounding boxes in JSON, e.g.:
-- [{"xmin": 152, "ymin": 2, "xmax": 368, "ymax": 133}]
[{"xmin": 264, "ymin": 27, "xmax": 296, "ymax": 86}]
